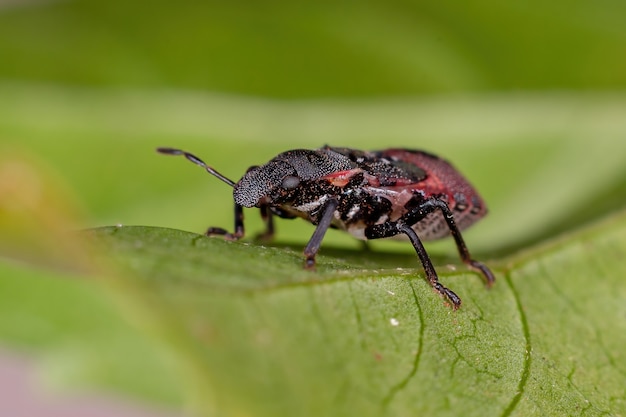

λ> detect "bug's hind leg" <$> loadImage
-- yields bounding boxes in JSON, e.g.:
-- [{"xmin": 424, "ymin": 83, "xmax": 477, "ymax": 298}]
[
  {"xmin": 364, "ymin": 218, "xmax": 461, "ymax": 309},
  {"xmin": 403, "ymin": 198, "xmax": 495, "ymax": 287},
  {"xmin": 398, "ymin": 223, "xmax": 462, "ymax": 309}
]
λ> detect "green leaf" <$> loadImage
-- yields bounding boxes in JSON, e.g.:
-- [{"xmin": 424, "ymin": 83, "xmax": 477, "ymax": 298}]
[
  {"xmin": 84, "ymin": 213, "xmax": 626, "ymax": 417},
  {"xmin": 0, "ymin": 261, "xmax": 184, "ymax": 405},
  {"xmin": 1, "ymin": 0, "xmax": 625, "ymax": 96},
  {"xmin": 2, "ymin": 0, "xmax": 626, "ymax": 413},
  {"xmin": 0, "ymin": 155, "xmax": 183, "ymax": 406},
  {"xmin": 1, "ymin": 85, "xmax": 625, "ymax": 415}
]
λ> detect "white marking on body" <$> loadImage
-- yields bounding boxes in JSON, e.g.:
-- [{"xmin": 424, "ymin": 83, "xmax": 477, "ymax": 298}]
[
  {"xmin": 346, "ymin": 204, "xmax": 360, "ymax": 220},
  {"xmin": 345, "ymin": 225, "xmax": 366, "ymax": 240},
  {"xmin": 343, "ymin": 212, "xmax": 391, "ymax": 241},
  {"xmin": 294, "ymin": 195, "xmax": 328, "ymax": 213}
]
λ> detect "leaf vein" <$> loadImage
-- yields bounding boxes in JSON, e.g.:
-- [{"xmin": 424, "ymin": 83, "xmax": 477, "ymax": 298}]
[
  {"xmin": 379, "ymin": 278, "xmax": 425, "ymax": 413},
  {"xmin": 500, "ymin": 270, "xmax": 532, "ymax": 417}
]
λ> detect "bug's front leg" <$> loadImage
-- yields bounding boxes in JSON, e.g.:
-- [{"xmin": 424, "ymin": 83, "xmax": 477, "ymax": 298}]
[
  {"xmin": 365, "ymin": 220, "xmax": 461, "ymax": 309},
  {"xmin": 253, "ymin": 204, "xmax": 275, "ymax": 242},
  {"xmin": 206, "ymin": 202, "xmax": 245, "ymax": 241},
  {"xmin": 303, "ymin": 198, "xmax": 339, "ymax": 269}
]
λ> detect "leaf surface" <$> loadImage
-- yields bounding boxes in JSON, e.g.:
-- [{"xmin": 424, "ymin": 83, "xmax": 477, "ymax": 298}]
[
  {"xmin": 1, "ymin": 85, "xmax": 626, "ymax": 415},
  {"xmin": 85, "ymin": 214, "xmax": 626, "ymax": 416}
]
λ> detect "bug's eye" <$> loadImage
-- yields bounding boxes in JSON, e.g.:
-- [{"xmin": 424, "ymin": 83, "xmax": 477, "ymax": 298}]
[{"xmin": 281, "ymin": 176, "xmax": 300, "ymax": 190}]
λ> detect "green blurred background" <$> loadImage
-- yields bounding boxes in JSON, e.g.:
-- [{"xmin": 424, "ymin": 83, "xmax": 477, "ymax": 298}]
[
  {"xmin": 1, "ymin": 0, "xmax": 626, "ymax": 414},
  {"xmin": 2, "ymin": 0, "xmax": 626, "ymax": 95}
]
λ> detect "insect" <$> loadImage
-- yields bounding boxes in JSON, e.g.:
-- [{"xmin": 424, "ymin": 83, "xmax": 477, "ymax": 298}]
[{"xmin": 157, "ymin": 146, "xmax": 494, "ymax": 309}]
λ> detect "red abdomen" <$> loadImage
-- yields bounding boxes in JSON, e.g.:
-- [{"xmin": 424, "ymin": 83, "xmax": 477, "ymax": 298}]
[{"xmin": 376, "ymin": 149, "xmax": 487, "ymax": 240}]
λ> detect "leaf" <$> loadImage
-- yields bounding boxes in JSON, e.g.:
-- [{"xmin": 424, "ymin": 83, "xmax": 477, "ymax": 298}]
[
  {"xmin": 0, "ymin": 155, "xmax": 184, "ymax": 406},
  {"xmin": 1, "ymin": 84, "xmax": 626, "ymax": 415},
  {"xmin": 0, "ymin": 260, "xmax": 184, "ymax": 406},
  {"xmin": 0, "ymin": 1, "xmax": 625, "ymax": 96},
  {"xmin": 2, "ymin": 1, "xmax": 626, "ymax": 414},
  {"xmin": 85, "ymin": 212, "xmax": 626, "ymax": 417}
]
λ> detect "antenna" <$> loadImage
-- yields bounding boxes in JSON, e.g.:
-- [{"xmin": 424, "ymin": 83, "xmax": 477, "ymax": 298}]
[{"xmin": 156, "ymin": 147, "xmax": 236, "ymax": 187}]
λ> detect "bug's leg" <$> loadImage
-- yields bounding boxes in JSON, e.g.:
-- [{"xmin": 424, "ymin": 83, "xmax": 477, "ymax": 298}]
[
  {"xmin": 254, "ymin": 204, "xmax": 275, "ymax": 242},
  {"xmin": 365, "ymin": 221, "xmax": 461, "ymax": 309},
  {"xmin": 404, "ymin": 198, "xmax": 495, "ymax": 287},
  {"xmin": 206, "ymin": 203, "xmax": 245, "ymax": 241},
  {"xmin": 303, "ymin": 198, "xmax": 339, "ymax": 269},
  {"xmin": 399, "ymin": 224, "xmax": 461, "ymax": 309}
]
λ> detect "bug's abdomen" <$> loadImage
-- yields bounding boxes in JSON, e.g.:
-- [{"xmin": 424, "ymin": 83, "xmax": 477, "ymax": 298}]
[
  {"xmin": 379, "ymin": 149, "xmax": 487, "ymax": 237},
  {"xmin": 406, "ymin": 196, "xmax": 484, "ymax": 241}
]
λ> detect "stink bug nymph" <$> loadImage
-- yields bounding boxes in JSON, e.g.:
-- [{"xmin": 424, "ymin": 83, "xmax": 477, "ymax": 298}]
[{"xmin": 157, "ymin": 146, "xmax": 495, "ymax": 309}]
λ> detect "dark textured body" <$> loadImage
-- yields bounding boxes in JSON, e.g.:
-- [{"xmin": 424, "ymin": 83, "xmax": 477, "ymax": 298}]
[
  {"xmin": 158, "ymin": 144, "xmax": 494, "ymax": 309},
  {"xmin": 235, "ymin": 146, "xmax": 487, "ymax": 242}
]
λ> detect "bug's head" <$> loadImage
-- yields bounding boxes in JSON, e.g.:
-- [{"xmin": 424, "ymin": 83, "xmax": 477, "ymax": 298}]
[{"xmin": 233, "ymin": 149, "xmax": 355, "ymax": 207}]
